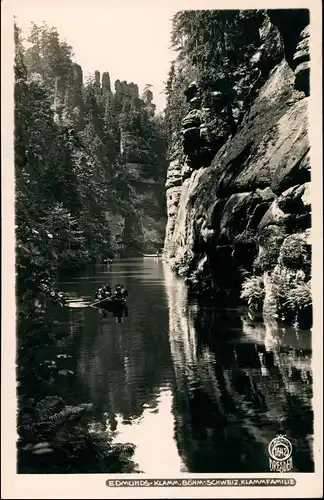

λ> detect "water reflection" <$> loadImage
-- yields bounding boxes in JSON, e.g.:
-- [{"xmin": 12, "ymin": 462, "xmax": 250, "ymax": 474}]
[
  {"xmin": 54, "ymin": 259, "xmax": 313, "ymax": 474},
  {"xmin": 56, "ymin": 259, "xmax": 184, "ymax": 474},
  {"xmin": 96, "ymin": 303, "xmax": 129, "ymax": 323},
  {"xmin": 111, "ymin": 386, "xmax": 187, "ymax": 473},
  {"xmin": 163, "ymin": 263, "xmax": 314, "ymax": 473}
]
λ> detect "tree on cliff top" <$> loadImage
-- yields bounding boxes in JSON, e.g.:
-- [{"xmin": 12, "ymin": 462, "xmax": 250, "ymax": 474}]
[
  {"xmin": 166, "ymin": 10, "xmax": 263, "ymax": 139},
  {"xmin": 16, "ymin": 21, "xmax": 167, "ymax": 262},
  {"xmin": 24, "ymin": 22, "xmax": 74, "ymax": 88}
]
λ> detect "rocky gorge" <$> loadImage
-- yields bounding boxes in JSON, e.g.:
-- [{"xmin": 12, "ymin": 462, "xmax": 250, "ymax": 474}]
[
  {"xmin": 53, "ymin": 69, "xmax": 167, "ymax": 257},
  {"xmin": 164, "ymin": 9, "xmax": 311, "ymax": 326},
  {"xmin": 11, "ymin": 8, "xmax": 316, "ymax": 482}
]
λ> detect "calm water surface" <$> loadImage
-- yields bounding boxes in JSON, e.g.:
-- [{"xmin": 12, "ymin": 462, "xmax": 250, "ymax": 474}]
[{"xmin": 53, "ymin": 258, "xmax": 313, "ymax": 473}]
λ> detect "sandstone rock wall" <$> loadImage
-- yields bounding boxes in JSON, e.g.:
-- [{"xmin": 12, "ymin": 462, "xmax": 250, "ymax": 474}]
[{"xmin": 164, "ymin": 10, "xmax": 311, "ymax": 325}]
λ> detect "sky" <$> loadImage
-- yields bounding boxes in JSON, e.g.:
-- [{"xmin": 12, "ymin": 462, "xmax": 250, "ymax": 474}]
[{"xmin": 14, "ymin": 0, "xmax": 183, "ymax": 112}]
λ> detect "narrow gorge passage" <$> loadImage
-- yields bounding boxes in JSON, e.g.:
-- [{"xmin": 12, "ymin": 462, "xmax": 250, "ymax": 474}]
[
  {"xmin": 11, "ymin": 4, "xmax": 317, "ymax": 483},
  {"xmin": 54, "ymin": 260, "xmax": 313, "ymax": 473}
]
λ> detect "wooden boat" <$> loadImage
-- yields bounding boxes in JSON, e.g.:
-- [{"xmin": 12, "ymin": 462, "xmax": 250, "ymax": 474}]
[
  {"xmin": 143, "ymin": 253, "xmax": 162, "ymax": 257},
  {"xmin": 91, "ymin": 296, "xmax": 127, "ymax": 309}
]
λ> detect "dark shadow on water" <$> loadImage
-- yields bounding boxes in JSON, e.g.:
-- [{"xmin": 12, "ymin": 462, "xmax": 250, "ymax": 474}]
[
  {"xmin": 30, "ymin": 259, "xmax": 314, "ymax": 474},
  {"xmin": 97, "ymin": 303, "xmax": 129, "ymax": 323},
  {"xmin": 163, "ymin": 263, "xmax": 314, "ymax": 473}
]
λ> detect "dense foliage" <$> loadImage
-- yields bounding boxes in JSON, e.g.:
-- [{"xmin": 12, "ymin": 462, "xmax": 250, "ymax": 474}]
[
  {"xmin": 16, "ymin": 22, "xmax": 167, "ymax": 271},
  {"xmin": 164, "ymin": 10, "xmax": 264, "ymax": 153},
  {"xmin": 241, "ymin": 233, "xmax": 312, "ymax": 326},
  {"xmin": 15, "ymin": 22, "xmax": 167, "ymax": 473}
]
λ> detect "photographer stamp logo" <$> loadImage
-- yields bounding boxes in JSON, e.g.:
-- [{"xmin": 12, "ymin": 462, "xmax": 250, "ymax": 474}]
[{"xmin": 268, "ymin": 435, "xmax": 293, "ymax": 472}]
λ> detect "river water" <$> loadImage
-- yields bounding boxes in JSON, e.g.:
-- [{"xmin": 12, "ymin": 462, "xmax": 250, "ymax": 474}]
[{"xmin": 53, "ymin": 258, "xmax": 314, "ymax": 474}]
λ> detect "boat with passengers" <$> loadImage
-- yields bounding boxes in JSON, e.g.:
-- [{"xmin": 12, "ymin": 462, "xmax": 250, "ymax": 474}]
[{"xmin": 93, "ymin": 283, "xmax": 128, "ymax": 309}]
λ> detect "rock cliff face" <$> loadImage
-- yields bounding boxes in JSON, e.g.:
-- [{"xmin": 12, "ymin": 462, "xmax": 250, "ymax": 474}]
[
  {"xmin": 164, "ymin": 10, "xmax": 311, "ymax": 325},
  {"xmin": 116, "ymin": 81, "xmax": 167, "ymax": 255}
]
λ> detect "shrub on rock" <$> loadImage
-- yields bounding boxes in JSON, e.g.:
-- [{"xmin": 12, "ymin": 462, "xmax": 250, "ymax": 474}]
[
  {"xmin": 240, "ymin": 275, "xmax": 265, "ymax": 312},
  {"xmin": 279, "ymin": 233, "xmax": 311, "ymax": 272}
]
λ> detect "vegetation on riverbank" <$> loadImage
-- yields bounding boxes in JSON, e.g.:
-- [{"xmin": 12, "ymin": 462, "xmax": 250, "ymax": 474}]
[
  {"xmin": 15, "ymin": 22, "xmax": 165, "ymax": 473},
  {"xmin": 16, "ymin": 22, "xmax": 167, "ymax": 268},
  {"xmin": 18, "ymin": 313, "xmax": 138, "ymax": 474}
]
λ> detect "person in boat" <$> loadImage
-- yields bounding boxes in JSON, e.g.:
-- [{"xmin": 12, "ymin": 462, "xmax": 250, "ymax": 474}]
[
  {"xmin": 95, "ymin": 284, "xmax": 111, "ymax": 301},
  {"xmin": 114, "ymin": 284, "xmax": 124, "ymax": 300},
  {"xmin": 119, "ymin": 284, "xmax": 128, "ymax": 299},
  {"xmin": 117, "ymin": 284, "xmax": 128, "ymax": 299},
  {"xmin": 112, "ymin": 284, "xmax": 128, "ymax": 301},
  {"xmin": 110, "ymin": 285, "xmax": 117, "ymax": 299},
  {"xmin": 102, "ymin": 284, "xmax": 112, "ymax": 297}
]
